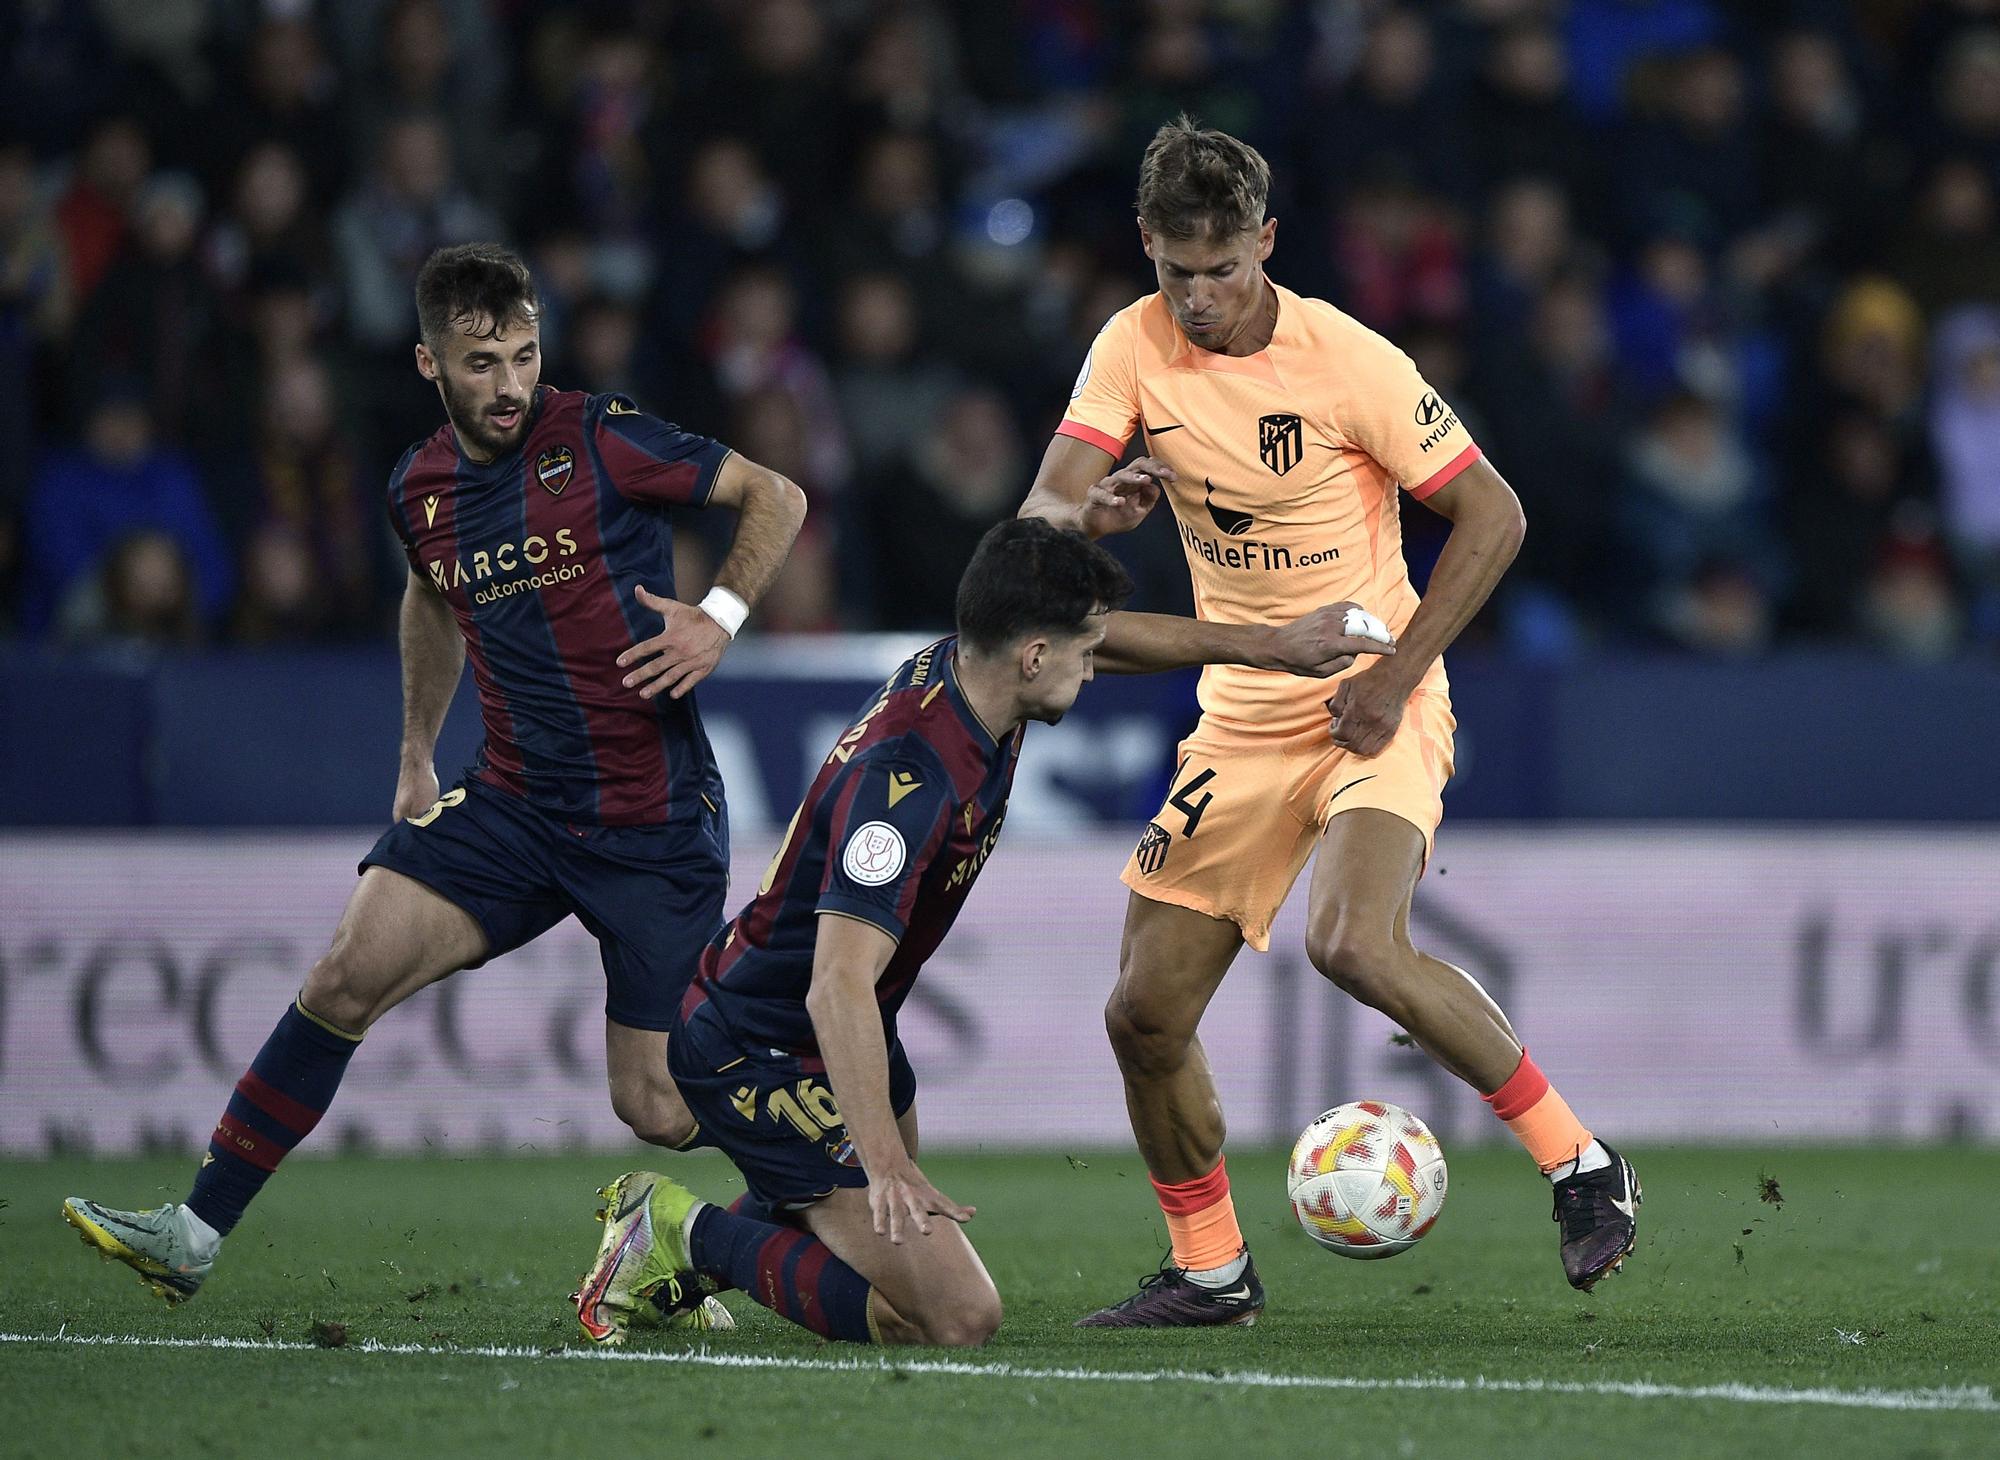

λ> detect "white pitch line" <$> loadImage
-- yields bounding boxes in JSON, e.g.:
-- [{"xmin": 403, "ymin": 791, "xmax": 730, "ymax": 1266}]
[{"xmin": 3, "ymin": 1332, "xmax": 1995, "ymax": 1415}]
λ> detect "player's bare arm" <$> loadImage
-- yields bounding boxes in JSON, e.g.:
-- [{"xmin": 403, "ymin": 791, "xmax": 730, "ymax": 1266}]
[
  {"xmin": 807, "ymin": 912, "xmax": 975, "ymax": 1245},
  {"xmin": 1328, "ymin": 458, "xmax": 1525, "ymax": 757},
  {"xmin": 1019, "ymin": 435, "xmax": 1173, "ymax": 540},
  {"xmin": 393, "ymin": 565, "xmax": 467, "ymax": 820},
  {"xmin": 1098, "ymin": 604, "xmax": 1396, "ymax": 678},
  {"xmin": 618, "ymin": 453, "xmax": 808, "ymax": 702}
]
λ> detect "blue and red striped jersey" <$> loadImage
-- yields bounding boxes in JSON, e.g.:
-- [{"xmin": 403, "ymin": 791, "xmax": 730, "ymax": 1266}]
[
  {"xmin": 385, "ymin": 385, "xmax": 729, "ymax": 826},
  {"xmin": 684, "ymin": 636, "xmax": 1020, "ymax": 1054}
]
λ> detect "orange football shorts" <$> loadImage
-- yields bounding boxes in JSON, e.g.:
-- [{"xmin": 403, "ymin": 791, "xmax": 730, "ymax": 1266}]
[{"xmin": 1120, "ymin": 689, "xmax": 1456, "ymax": 951}]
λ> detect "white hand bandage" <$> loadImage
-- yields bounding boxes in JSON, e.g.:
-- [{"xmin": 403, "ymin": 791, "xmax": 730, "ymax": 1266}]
[{"xmin": 1342, "ymin": 606, "xmax": 1393, "ymax": 646}]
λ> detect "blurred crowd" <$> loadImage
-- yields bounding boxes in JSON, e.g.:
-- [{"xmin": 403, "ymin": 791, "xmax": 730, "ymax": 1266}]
[{"xmin": 4, "ymin": 0, "xmax": 2000, "ymax": 660}]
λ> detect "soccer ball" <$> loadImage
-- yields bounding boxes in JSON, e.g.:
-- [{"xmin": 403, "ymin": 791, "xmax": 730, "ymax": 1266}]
[{"xmin": 1287, "ymin": 1101, "xmax": 1447, "ymax": 1258}]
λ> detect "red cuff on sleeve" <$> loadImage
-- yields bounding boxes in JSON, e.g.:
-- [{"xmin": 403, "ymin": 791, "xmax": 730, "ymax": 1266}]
[
  {"xmin": 1408, "ymin": 443, "xmax": 1482, "ymax": 501},
  {"xmin": 1054, "ymin": 419, "xmax": 1128, "ymax": 459}
]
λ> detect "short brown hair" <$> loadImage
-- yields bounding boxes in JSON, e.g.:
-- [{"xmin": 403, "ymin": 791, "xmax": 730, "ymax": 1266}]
[
  {"xmin": 1135, "ymin": 115, "xmax": 1270, "ymax": 241},
  {"xmin": 415, "ymin": 243, "xmax": 539, "ymax": 347}
]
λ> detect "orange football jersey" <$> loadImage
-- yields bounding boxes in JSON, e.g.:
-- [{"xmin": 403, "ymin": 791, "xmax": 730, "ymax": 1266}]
[{"xmin": 1060, "ymin": 284, "xmax": 1479, "ymax": 724}]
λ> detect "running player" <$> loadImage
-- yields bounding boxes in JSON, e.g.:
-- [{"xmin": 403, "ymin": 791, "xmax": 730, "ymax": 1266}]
[
  {"xmin": 569, "ymin": 518, "xmax": 1397, "ymax": 1348},
  {"xmin": 63, "ymin": 244, "xmax": 807, "ymax": 1315},
  {"xmin": 1022, "ymin": 119, "xmax": 1641, "ymax": 1327}
]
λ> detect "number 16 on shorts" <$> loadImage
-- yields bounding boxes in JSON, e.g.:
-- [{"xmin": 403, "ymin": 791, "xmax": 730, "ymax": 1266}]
[{"xmin": 732, "ymin": 1078, "xmax": 842, "ymax": 1140}]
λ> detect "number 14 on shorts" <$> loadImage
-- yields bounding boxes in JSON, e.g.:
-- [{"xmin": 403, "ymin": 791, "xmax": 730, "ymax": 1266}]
[{"xmin": 732, "ymin": 1078, "xmax": 842, "ymax": 1139}]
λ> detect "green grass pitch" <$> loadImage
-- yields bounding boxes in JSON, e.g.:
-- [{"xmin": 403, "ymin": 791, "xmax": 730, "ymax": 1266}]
[{"xmin": 3, "ymin": 1146, "xmax": 1996, "ymax": 1458}]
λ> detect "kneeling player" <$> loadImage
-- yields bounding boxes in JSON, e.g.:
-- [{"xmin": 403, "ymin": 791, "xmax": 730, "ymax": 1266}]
[{"xmin": 570, "ymin": 518, "xmax": 1395, "ymax": 1347}]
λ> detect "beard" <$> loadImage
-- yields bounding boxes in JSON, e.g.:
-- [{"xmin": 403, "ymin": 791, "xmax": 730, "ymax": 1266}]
[{"xmin": 439, "ymin": 373, "xmax": 531, "ymax": 459}]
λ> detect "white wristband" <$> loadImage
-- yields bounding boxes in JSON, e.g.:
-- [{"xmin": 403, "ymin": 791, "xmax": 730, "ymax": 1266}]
[{"xmin": 699, "ymin": 586, "xmax": 749, "ymax": 639}]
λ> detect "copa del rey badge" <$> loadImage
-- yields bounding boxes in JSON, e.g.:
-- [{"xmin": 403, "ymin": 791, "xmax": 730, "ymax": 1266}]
[{"xmin": 536, "ymin": 444, "xmax": 574, "ymax": 495}]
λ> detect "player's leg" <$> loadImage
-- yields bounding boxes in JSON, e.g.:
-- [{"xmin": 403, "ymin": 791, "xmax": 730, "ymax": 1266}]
[
  {"xmin": 1305, "ymin": 810, "xmax": 1519, "ymax": 1086},
  {"xmin": 65, "ymin": 784, "xmax": 572, "ymax": 1302},
  {"xmin": 1304, "ymin": 805, "xmax": 1639, "ymax": 1289},
  {"xmin": 1105, "ymin": 894, "xmax": 1244, "ymax": 1182},
  {"xmin": 1078, "ymin": 894, "xmax": 1268, "ymax": 1326},
  {"xmin": 63, "ymin": 867, "xmax": 488, "ymax": 1302},
  {"xmin": 603, "ymin": 1021, "xmax": 698, "ymax": 1150},
  {"xmin": 560, "ymin": 799, "xmax": 727, "ymax": 1152},
  {"xmin": 1080, "ymin": 721, "xmax": 1313, "ymax": 1327},
  {"xmin": 800, "ymin": 1184, "xmax": 1002, "ymax": 1347}
]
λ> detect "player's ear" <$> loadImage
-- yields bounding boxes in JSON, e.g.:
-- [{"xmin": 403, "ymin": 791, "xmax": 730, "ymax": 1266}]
[
  {"xmin": 1138, "ymin": 219, "xmax": 1155, "ymax": 260},
  {"xmin": 415, "ymin": 342, "xmax": 438, "ymax": 382},
  {"xmin": 1256, "ymin": 217, "xmax": 1276, "ymax": 262},
  {"xmin": 1019, "ymin": 637, "xmax": 1047, "ymax": 682}
]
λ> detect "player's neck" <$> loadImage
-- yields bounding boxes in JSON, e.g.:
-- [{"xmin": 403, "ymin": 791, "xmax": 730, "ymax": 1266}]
[
  {"xmin": 1199, "ymin": 276, "xmax": 1279, "ymax": 358},
  {"xmin": 951, "ymin": 652, "xmax": 1023, "ymax": 744}
]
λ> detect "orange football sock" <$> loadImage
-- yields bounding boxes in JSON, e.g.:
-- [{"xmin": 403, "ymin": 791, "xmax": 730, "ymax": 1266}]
[
  {"xmin": 1484, "ymin": 1049, "xmax": 1593, "ymax": 1173},
  {"xmin": 1151, "ymin": 1156, "xmax": 1245, "ymax": 1272}
]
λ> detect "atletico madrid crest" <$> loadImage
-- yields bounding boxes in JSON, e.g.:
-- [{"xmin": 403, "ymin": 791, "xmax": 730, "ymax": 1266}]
[{"xmin": 536, "ymin": 445, "xmax": 574, "ymax": 495}]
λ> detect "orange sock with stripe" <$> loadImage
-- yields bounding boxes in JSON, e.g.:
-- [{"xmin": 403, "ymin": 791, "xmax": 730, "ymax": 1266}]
[
  {"xmin": 1483, "ymin": 1049, "xmax": 1596, "ymax": 1174},
  {"xmin": 1151, "ymin": 1156, "xmax": 1247, "ymax": 1282}
]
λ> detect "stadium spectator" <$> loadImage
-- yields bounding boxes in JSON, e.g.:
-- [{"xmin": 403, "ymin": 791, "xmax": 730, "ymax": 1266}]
[
  {"xmin": 1618, "ymin": 45, "xmax": 1759, "ymax": 247},
  {"xmin": 867, "ymin": 385, "xmax": 1026, "ymax": 630},
  {"xmin": 74, "ymin": 172, "xmax": 221, "ymax": 450},
  {"xmin": 1465, "ymin": 20, "xmax": 1600, "ymax": 214},
  {"xmin": 702, "ymin": 266, "xmax": 849, "ymax": 496},
  {"xmin": 6, "ymin": 1, "xmax": 1999, "ymax": 655},
  {"xmin": 56, "ymin": 528, "xmax": 201, "ymax": 649},
  {"xmin": 0, "ymin": 141, "xmax": 69, "ymax": 482},
  {"xmin": 1302, "ymin": 8, "xmax": 1462, "ymax": 208},
  {"xmin": 1785, "ymin": 407, "xmax": 1935, "ymax": 641},
  {"xmin": 1929, "ymin": 306, "xmax": 2000, "ymax": 641},
  {"xmin": 202, "ymin": 143, "xmax": 327, "ymax": 309},
  {"xmin": 823, "ymin": 130, "xmax": 963, "ymax": 335},
  {"xmin": 694, "ymin": 0, "xmax": 843, "ymax": 212},
  {"xmin": 214, "ymin": 357, "xmax": 381, "ymax": 641},
  {"xmin": 334, "ymin": 114, "xmax": 502, "ymax": 351},
  {"xmin": 23, "ymin": 386, "xmax": 230, "ymax": 636},
  {"xmin": 55, "ymin": 116, "xmax": 150, "ymax": 307},
  {"xmin": 1476, "ymin": 271, "xmax": 1634, "ymax": 619},
  {"xmin": 230, "ymin": 522, "xmax": 331, "ymax": 646},
  {"xmin": 1618, "ymin": 390, "xmax": 1784, "ymax": 650},
  {"xmin": 832, "ymin": 272, "xmax": 958, "ymax": 475},
  {"xmin": 1860, "ymin": 521, "xmax": 1965, "ymax": 662},
  {"xmin": 1889, "ymin": 157, "xmax": 2000, "ymax": 319},
  {"xmin": 1761, "ymin": 29, "xmax": 1885, "ymax": 271},
  {"xmin": 1331, "ymin": 168, "xmax": 1467, "ymax": 335},
  {"xmin": 648, "ymin": 136, "xmax": 803, "ymax": 356},
  {"xmin": 562, "ymin": 294, "xmax": 649, "ymax": 399},
  {"xmin": 205, "ymin": 18, "xmax": 346, "ymax": 201},
  {"xmin": 346, "ymin": 0, "xmax": 502, "ymax": 213},
  {"xmin": 1470, "ymin": 177, "xmax": 1579, "ymax": 352}
]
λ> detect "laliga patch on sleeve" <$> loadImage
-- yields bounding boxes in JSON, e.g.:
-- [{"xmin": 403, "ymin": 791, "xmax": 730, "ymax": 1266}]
[
  {"xmin": 841, "ymin": 821, "xmax": 907, "ymax": 886},
  {"xmin": 1069, "ymin": 346, "xmax": 1094, "ymax": 401}
]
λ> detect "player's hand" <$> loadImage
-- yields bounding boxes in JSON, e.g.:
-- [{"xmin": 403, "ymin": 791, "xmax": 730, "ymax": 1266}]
[
  {"xmin": 392, "ymin": 762, "xmax": 440, "ymax": 822},
  {"xmin": 1326, "ymin": 657, "xmax": 1409, "ymax": 758},
  {"xmin": 868, "ymin": 1155, "xmax": 975, "ymax": 1245},
  {"xmin": 1265, "ymin": 602, "xmax": 1397, "ymax": 678},
  {"xmin": 618, "ymin": 585, "xmax": 731, "ymax": 701},
  {"xmin": 1080, "ymin": 457, "xmax": 1173, "ymax": 537}
]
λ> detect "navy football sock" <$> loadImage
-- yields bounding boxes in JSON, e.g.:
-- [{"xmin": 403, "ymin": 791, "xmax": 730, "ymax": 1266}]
[
  {"xmin": 186, "ymin": 998, "xmax": 362, "ymax": 1236},
  {"xmin": 688, "ymin": 1204, "xmax": 876, "ymax": 1342}
]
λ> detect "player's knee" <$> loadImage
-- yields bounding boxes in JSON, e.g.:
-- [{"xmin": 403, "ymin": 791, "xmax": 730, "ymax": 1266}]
[
  {"xmin": 300, "ymin": 945, "xmax": 377, "ymax": 1031},
  {"xmin": 1103, "ymin": 986, "xmax": 1193, "ymax": 1078},
  {"xmin": 923, "ymin": 1289, "xmax": 1002, "ymax": 1348},
  {"xmin": 1306, "ymin": 923, "xmax": 1399, "ymax": 1008},
  {"xmin": 609, "ymin": 1082, "xmax": 695, "ymax": 1149}
]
